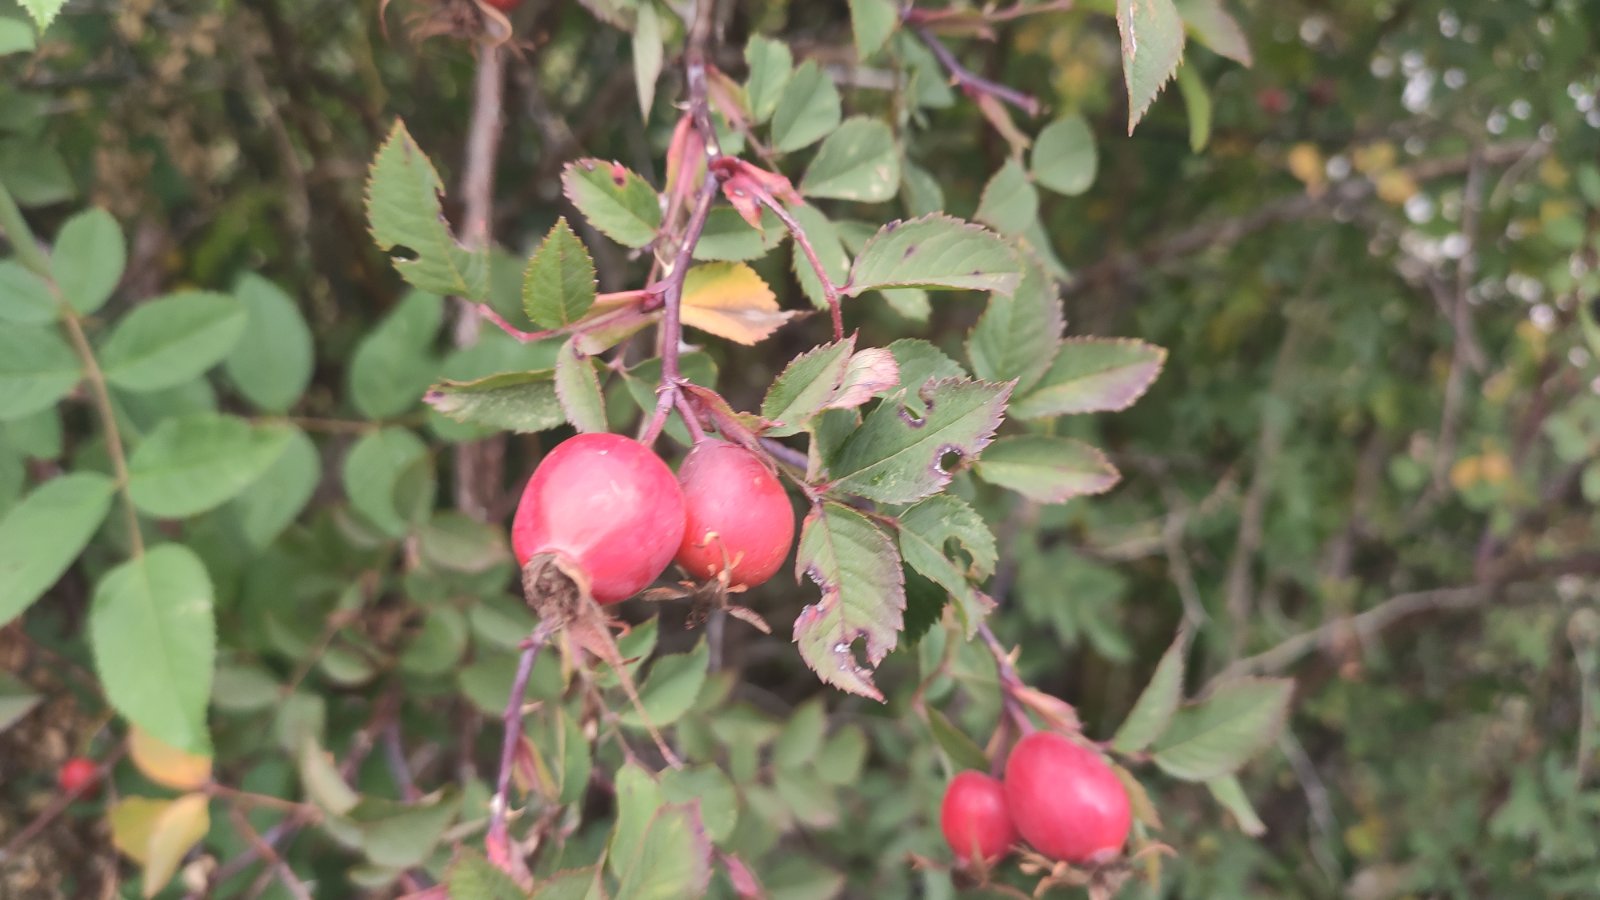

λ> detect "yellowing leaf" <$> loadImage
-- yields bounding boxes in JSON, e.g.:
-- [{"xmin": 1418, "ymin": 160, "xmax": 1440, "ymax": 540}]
[
  {"xmin": 679, "ymin": 262, "xmax": 797, "ymax": 346},
  {"xmin": 129, "ymin": 726, "xmax": 213, "ymax": 790},
  {"xmin": 109, "ymin": 793, "xmax": 211, "ymax": 898},
  {"xmin": 1375, "ymin": 170, "xmax": 1418, "ymax": 205},
  {"xmin": 1286, "ymin": 143, "xmax": 1324, "ymax": 192}
]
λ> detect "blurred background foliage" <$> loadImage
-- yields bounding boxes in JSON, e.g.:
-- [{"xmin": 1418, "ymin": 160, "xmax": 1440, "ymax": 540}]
[{"xmin": 3, "ymin": 0, "xmax": 1600, "ymax": 896}]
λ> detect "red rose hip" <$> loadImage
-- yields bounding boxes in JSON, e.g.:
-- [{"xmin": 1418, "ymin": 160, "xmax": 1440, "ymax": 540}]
[
  {"xmin": 1003, "ymin": 732, "xmax": 1130, "ymax": 864},
  {"xmin": 58, "ymin": 757, "xmax": 98, "ymax": 796},
  {"xmin": 941, "ymin": 770, "xmax": 1017, "ymax": 865},
  {"xmin": 512, "ymin": 433, "xmax": 687, "ymax": 604},
  {"xmin": 674, "ymin": 440, "xmax": 794, "ymax": 589}
]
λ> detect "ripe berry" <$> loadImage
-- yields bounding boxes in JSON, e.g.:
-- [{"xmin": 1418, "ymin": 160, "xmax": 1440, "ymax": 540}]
[
  {"xmin": 1255, "ymin": 86, "xmax": 1290, "ymax": 116},
  {"xmin": 58, "ymin": 757, "xmax": 98, "ymax": 796},
  {"xmin": 941, "ymin": 770, "xmax": 1017, "ymax": 866},
  {"xmin": 512, "ymin": 433, "xmax": 686, "ymax": 604},
  {"xmin": 482, "ymin": 0, "xmax": 520, "ymax": 11},
  {"xmin": 674, "ymin": 440, "xmax": 794, "ymax": 590},
  {"xmin": 1003, "ymin": 732, "xmax": 1130, "ymax": 864}
]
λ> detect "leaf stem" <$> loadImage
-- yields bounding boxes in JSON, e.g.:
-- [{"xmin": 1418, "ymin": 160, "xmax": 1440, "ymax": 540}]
[
  {"xmin": 758, "ymin": 197, "xmax": 845, "ymax": 341},
  {"xmin": 487, "ymin": 620, "xmax": 553, "ymax": 879},
  {"xmin": 909, "ymin": 23, "xmax": 1041, "ymax": 116},
  {"xmin": 0, "ymin": 183, "xmax": 144, "ymax": 558}
]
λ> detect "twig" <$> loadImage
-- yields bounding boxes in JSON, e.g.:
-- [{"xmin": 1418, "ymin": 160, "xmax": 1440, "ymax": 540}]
[
  {"xmin": 486, "ymin": 622, "xmax": 554, "ymax": 878},
  {"xmin": 1277, "ymin": 731, "xmax": 1342, "ymax": 885},
  {"xmin": 0, "ymin": 745, "xmax": 127, "ymax": 864},
  {"xmin": 909, "ymin": 24, "xmax": 1040, "ymax": 116},
  {"xmin": 639, "ymin": 166, "xmax": 722, "ymax": 445},
  {"xmin": 758, "ymin": 198, "xmax": 845, "ymax": 341},
  {"xmin": 228, "ymin": 807, "xmax": 313, "ymax": 900}
]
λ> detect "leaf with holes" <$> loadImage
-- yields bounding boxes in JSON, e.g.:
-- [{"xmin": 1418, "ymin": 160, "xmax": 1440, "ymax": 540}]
[
  {"xmin": 91, "ymin": 544, "xmax": 215, "ymax": 753},
  {"xmin": 561, "ymin": 159, "xmax": 663, "ymax": 249},
  {"xmin": 1013, "ymin": 338, "xmax": 1166, "ymax": 418},
  {"xmin": 365, "ymin": 120, "xmax": 488, "ymax": 299},
  {"xmin": 523, "ymin": 218, "xmax": 597, "ymax": 329},
  {"xmin": 1118, "ymin": 0, "xmax": 1187, "ymax": 134},
  {"xmin": 793, "ymin": 502, "xmax": 905, "ymax": 702},
  {"xmin": 826, "ymin": 378, "xmax": 1012, "ymax": 504},
  {"xmin": 1176, "ymin": 0, "xmax": 1252, "ymax": 67},
  {"xmin": 965, "ymin": 263, "xmax": 1063, "ymax": 394},
  {"xmin": 975, "ymin": 435, "xmax": 1120, "ymax": 503},
  {"xmin": 1112, "ymin": 629, "xmax": 1190, "ymax": 753},
  {"xmin": 1031, "ymin": 115, "xmax": 1099, "ymax": 196},
  {"xmin": 770, "ymin": 60, "xmax": 842, "ymax": 153},
  {"xmin": 108, "ymin": 794, "xmax": 210, "ymax": 899},
  {"xmin": 425, "ymin": 370, "xmax": 564, "ymax": 434},
  {"xmin": 1152, "ymin": 677, "xmax": 1294, "ymax": 781},
  {"xmin": 801, "ymin": 117, "xmax": 900, "ymax": 203},
  {"xmin": 898, "ymin": 495, "xmax": 997, "ymax": 636},
  {"xmin": 975, "ymin": 158, "xmax": 1038, "ymax": 236},
  {"xmin": 845, "ymin": 215, "xmax": 1021, "ymax": 296},
  {"xmin": 680, "ymin": 262, "xmax": 797, "ymax": 346}
]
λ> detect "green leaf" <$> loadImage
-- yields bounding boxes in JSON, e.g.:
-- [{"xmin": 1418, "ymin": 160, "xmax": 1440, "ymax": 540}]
[
  {"xmin": 100, "ymin": 292, "xmax": 246, "ymax": 393},
  {"xmin": 816, "ymin": 726, "xmax": 867, "ymax": 785},
  {"xmin": 849, "ymin": 0, "xmax": 898, "ymax": 59},
  {"xmin": 1176, "ymin": 65, "xmax": 1212, "ymax": 152},
  {"xmin": 966, "ymin": 263, "xmax": 1063, "ymax": 394},
  {"xmin": 1030, "ymin": 115, "xmax": 1098, "ymax": 196},
  {"xmin": 787, "ymin": 203, "xmax": 849, "ymax": 309},
  {"xmin": 610, "ymin": 764, "xmax": 713, "ymax": 899},
  {"xmin": 827, "ymin": 378, "xmax": 1011, "ymax": 504},
  {"xmin": 418, "ymin": 512, "xmax": 511, "ymax": 574},
  {"xmin": 694, "ymin": 206, "xmax": 785, "ymax": 261},
  {"xmin": 845, "ymin": 215, "xmax": 1021, "ymax": 296},
  {"xmin": 0, "ymin": 137, "xmax": 73, "ymax": 206},
  {"xmin": 762, "ymin": 336, "xmax": 898, "ymax": 435},
  {"xmin": 424, "ymin": 370, "xmax": 565, "ymax": 433},
  {"xmin": 773, "ymin": 699, "xmax": 827, "ymax": 771},
  {"xmin": 0, "ymin": 260, "xmax": 55, "ymax": 324},
  {"xmin": 800, "ymin": 117, "xmax": 900, "ymax": 203},
  {"xmin": 523, "ymin": 218, "xmax": 597, "ymax": 329},
  {"xmin": 1152, "ymin": 677, "xmax": 1294, "ymax": 781},
  {"xmin": 349, "ymin": 290, "xmax": 443, "ymax": 419},
  {"xmin": 1112, "ymin": 629, "xmax": 1190, "ymax": 753},
  {"xmin": 900, "ymin": 162, "xmax": 945, "ymax": 217},
  {"xmin": 975, "ymin": 435, "xmax": 1120, "ymax": 503},
  {"xmin": 889, "ymin": 338, "xmax": 967, "ymax": 397},
  {"xmin": 0, "ymin": 17, "xmax": 36, "ymax": 56},
  {"xmin": 620, "ymin": 639, "xmax": 710, "ymax": 729},
  {"xmin": 561, "ymin": 159, "xmax": 662, "ymax": 249},
  {"xmin": 1012, "ymin": 337, "xmax": 1166, "ymax": 418},
  {"xmin": 224, "ymin": 274, "xmax": 315, "ymax": 413},
  {"xmin": 0, "ymin": 324, "xmax": 77, "ymax": 420},
  {"xmin": 554, "ymin": 340, "xmax": 607, "ymax": 434},
  {"xmin": 0, "ymin": 473, "xmax": 114, "ymax": 626},
  {"xmin": 91, "ymin": 544, "xmax": 215, "ymax": 753},
  {"xmin": 127, "ymin": 416, "xmax": 292, "ymax": 519},
  {"xmin": 631, "ymin": 1, "xmax": 664, "ymax": 119},
  {"xmin": 897, "ymin": 494, "xmax": 997, "ymax": 636},
  {"xmin": 744, "ymin": 35, "xmax": 794, "ymax": 125},
  {"xmin": 927, "ymin": 707, "xmax": 990, "ymax": 772},
  {"xmin": 1, "ymin": 406, "xmax": 61, "ymax": 458},
  {"xmin": 16, "ymin": 0, "xmax": 64, "ymax": 32},
  {"xmin": 770, "ymin": 60, "xmax": 842, "ymax": 154},
  {"xmin": 400, "ymin": 607, "xmax": 468, "ymax": 676},
  {"xmin": 447, "ymin": 849, "xmax": 526, "ymax": 900},
  {"xmin": 661, "ymin": 765, "xmax": 738, "ymax": 843},
  {"xmin": 51, "ymin": 207, "xmax": 124, "ymax": 314},
  {"xmin": 1118, "ymin": 0, "xmax": 1186, "ymax": 134},
  {"xmin": 343, "ymin": 427, "xmax": 432, "ymax": 537},
  {"xmin": 350, "ymin": 789, "xmax": 461, "ymax": 869},
  {"xmin": 793, "ymin": 502, "xmax": 905, "ymax": 702},
  {"xmin": 900, "ymin": 564, "xmax": 946, "ymax": 645},
  {"xmin": 365, "ymin": 120, "xmax": 488, "ymax": 299},
  {"xmin": 1175, "ymin": 0, "xmax": 1252, "ymax": 66},
  {"xmin": 1206, "ymin": 774, "xmax": 1267, "ymax": 836},
  {"xmin": 0, "ymin": 671, "xmax": 40, "ymax": 734},
  {"xmin": 975, "ymin": 158, "xmax": 1038, "ymax": 236},
  {"xmin": 225, "ymin": 425, "xmax": 318, "ymax": 549}
]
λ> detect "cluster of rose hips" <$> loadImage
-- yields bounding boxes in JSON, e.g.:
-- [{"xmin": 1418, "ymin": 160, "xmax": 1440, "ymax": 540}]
[
  {"xmin": 941, "ymin": 731, "xmax": 1132, "ymax": 873},
  {"xmin": 511, "ymin": 433, "xmax": 796, "ymax": 603}
]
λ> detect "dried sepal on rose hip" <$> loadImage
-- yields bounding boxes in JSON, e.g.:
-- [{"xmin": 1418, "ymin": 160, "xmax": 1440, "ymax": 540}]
[
  {"xmin": 1003, "ymin": 731, "xmax": 1131, "ymax": 866},
  {"xmin": 512, "ymin": 432, "xmax": 686, "ymax": 617},
  {"xmin": 941, "ymin": 770, "xmax": 1018, "ymax": 868},
  {"xmin": 674, "ymin": 439, "xmax": 795, "ymax": 591}
]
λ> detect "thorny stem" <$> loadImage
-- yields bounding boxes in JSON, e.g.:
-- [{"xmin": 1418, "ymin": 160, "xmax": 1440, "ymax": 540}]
[
  {"xmin": 978, "ymin": 621, "xmax": 1036, "ymax": 735},
  {"xmin": 487, "ymin": 621, "xmax": 554, "ymax": 869},
  {"xmin": 759, "ymin": 197, "xmax": 845, "ymax": 341},
  {"xmin": 0, "ymin": 183, "xmax": 144, "ymax": 558},
  {"xmin": 639, "ymin": 171, "xmax": 723, "ymax": 445},
  {"xmin": 910, "ymin": 23, "xmax": 1041, "ymax": 116}
]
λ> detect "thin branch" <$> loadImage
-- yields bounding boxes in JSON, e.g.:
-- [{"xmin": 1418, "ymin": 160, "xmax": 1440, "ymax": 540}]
[
  {"xmin": 759, "ymin": 197, "xmax": 844, "ymax": 341},
  {"xmin": 228, "ymin": 807, "xmax": 314, "ymax": 900},
  {"xmin": 639, "ymin": 165, "xmax": 722, "ymax": 445},
  {"xmin": 486, "ymin": 622, "xmax": 553, "ymax": 880},
  {"xmin": 909, "ymin": 24, "xmax": 1040, "ymax": 116}
]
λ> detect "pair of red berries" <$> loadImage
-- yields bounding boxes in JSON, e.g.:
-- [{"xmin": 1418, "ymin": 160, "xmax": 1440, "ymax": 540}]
[
  {"xmin": 511, "ymin": 433, "xmax": 795, "ymax": 603},
  {"xmin": 941, "ymin": 732, "xmax": 1132, "ymax": 869}
]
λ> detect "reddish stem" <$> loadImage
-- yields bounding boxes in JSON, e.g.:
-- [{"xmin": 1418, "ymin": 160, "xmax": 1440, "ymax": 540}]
[
  {"xmin": 487, "ymin": 622, "xmax": 553, "ymax": 875},
  {"xmin": 978, "ymin": 622, "xmax": 1036, "ymax": 734},
  {"xmin": 759, "ymin": 198, "xmax": 845, "ymax": 341},
  {"xmin": 640, "ymin": 170, "xmax": 723, "ymax": 446},
  {"xmin": 911, "ymin": 24, "xmax": 1041, "ymax": 116}
]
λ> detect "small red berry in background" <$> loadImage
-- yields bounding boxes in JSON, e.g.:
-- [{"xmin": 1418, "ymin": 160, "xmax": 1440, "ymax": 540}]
[
  {"xmin": 1003, "ymin": 732, "xmax": 1131, "ymax": 865},
  {"xmin": 675, "ymin": 440, "xmax": 795, "ymax": 590},
  {"xmin": 940, "ymin": 770, "xmax": 1017, "ymax": 866},
  {"xmin": 58, "ymin": 757, "xmax": 98, "ymax": 797},
  {"xmin": 1256, "ymin": 86, "xmax": 1291, "ymax": 116},
  {"xmin": 512, "ymin": 433, "xmax": 687, "ymax": 605}
]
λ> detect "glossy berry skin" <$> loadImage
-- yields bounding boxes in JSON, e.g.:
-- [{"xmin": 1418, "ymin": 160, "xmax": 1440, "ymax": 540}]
[
  {"xmin": 674, "ymin": 440, "xmax": 794, "ymax": 589},
  {"xmin": 512, "ymin": 433, "xmax": 686, "ymax": 604},
  {"xmin": 58, "ymin": 757, "xmax": 98, "ymax": 796},
  {"xmin": 941, "ymin": 770, "xmax": 1017, "ymax": 865},
  {"xmin": 1003, "ymin": 732, "xmax": 1131, "ymax": 864},
  {"xmin": 482, "ymin": 0, "xmax": 520, "ymax": 11}
]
